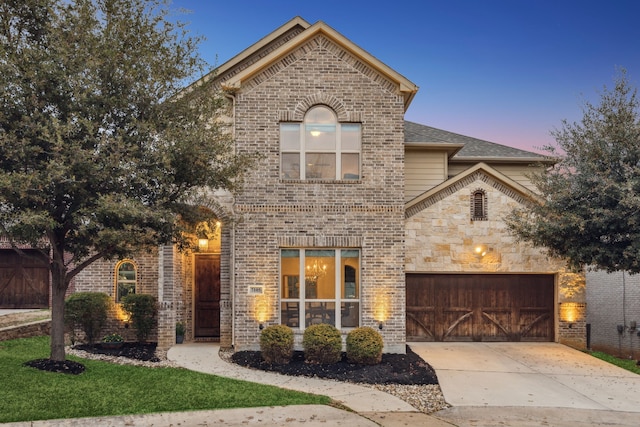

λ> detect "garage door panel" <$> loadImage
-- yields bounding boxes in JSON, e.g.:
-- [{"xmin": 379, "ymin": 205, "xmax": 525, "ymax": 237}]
[
  {"xmin": 0, "ymin": 250, "xmax": 49, "ymax": 309},
  {"xmin": 442, "ymin": 309, "xmax": 474, "ymax": 341},
  {"xmin": 407, "ymin": 274, "xmax": 554, "ymax": 342},
  {"xmin": 406, "ymin": 275, "xmax": 435, "ymax": 340}
]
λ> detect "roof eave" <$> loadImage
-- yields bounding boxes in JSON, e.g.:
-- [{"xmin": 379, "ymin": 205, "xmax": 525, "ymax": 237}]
[
  {"xmin": 451, "ymin": 156, "xmax": 556, "ymax": 164},
  {"xmin": 222, "ymin": 21, "xmax": 418, "ymax": 108}
]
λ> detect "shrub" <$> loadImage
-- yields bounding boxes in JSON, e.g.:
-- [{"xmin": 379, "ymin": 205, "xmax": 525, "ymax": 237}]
[
  {"xmin": 102, "ymin": 333, "xmax": 124, "ymax": 343},
  {"xmin": 260, "ymin": 324, "xmax": 294, "ymax": 364},
  {"xmin": 121, "ymin": 294, "xmax": 157, "ymax": 342},
  {"xmin": 64, "ymin": 292, "xmax": 111, "ymax": 344},
  {"xmin": 346, "ymin": 326, "xmax": 384, "ymax": 365},
  {"xmin": 302, "ymin": 323, "xmax": 342, "ymax": 364},
  {"xmin": 176, "ymin": 322, "xmax": 185, "ymax": 336}
]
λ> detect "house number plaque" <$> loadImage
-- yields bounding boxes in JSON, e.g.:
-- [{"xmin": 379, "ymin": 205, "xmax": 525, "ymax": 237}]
[{"xmin": 248, "ymin": 285, "xmax": 264, "ymax": 295}]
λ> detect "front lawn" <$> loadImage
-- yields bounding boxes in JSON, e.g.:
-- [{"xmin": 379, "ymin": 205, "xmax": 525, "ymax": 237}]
[
  {"xmin": 0, "ymin": 336, "xmax": 330, "ymax": 423},
  {"xmin": 590, "ymin": 350, "xmax": 640, "ymax": 375}
]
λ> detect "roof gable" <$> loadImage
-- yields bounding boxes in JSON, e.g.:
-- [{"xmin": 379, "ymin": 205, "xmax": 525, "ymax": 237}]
[
  {"xmin": 221, "ymin": 20, "xmax": 418, "ymax": 110},
  {"xmin": 405, "ymin": 163, "xmax": 539, "ymax": 218}
]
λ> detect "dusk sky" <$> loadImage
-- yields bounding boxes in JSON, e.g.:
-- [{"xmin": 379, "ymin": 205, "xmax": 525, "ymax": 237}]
[{"xmin": 170, "ymin": 0, "xmax": 640, "ymax": 153}]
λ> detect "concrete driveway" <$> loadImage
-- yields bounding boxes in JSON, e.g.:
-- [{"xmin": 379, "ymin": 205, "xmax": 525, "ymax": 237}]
[{"xmin": 411, "ymin": 342, "xmax": 640, "ymax": 426}]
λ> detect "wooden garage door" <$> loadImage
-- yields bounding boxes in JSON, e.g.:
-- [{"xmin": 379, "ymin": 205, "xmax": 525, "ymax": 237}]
[
  {"xmin": 407, "ymin": 274, "xmax": 554, "ymax": 342},
  {"xmin": 0, "ymin": 250, "xmax": 50, "ymax": 309}
]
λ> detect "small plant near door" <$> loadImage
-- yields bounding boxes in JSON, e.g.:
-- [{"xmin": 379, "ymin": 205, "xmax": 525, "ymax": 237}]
[
  {"xmin": 101, "ymin": 333, "xmax": 124, "ymax": 349},
  {"xmin": 176, "ymin": 322, "xmax": 185, "ymax": 344},
  {"xmin": 121, "ymin": 294, "xmax": 157, "ymax": 343}
]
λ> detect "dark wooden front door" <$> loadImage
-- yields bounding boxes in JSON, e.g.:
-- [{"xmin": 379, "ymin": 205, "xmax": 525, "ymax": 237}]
[
  {"xmin": 407, "ymin": 274, "xmax": 554, "ymax": 342},
  {"xmin": 194, "ymin": 254, "xmax": 220, "ymax": 338},
  {"xmin": 0, "ymin": 250, "xmax": 49, "ymax": 309}
]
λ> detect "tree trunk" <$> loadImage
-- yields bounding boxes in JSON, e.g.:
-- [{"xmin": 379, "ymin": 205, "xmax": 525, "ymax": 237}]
[
  {"xmin": 49, "ymin": 279, "xmax": 67, "ymax": 361},
  {"xmin": 49, "ymin": 244, "xmax": 69, "ymax": 362}
]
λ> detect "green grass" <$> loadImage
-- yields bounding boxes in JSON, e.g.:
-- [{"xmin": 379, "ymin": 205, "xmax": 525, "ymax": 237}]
[
  {"xmin": 0, "ymin": 336, "xmax": 331, "ymax": 423},
  {"xmin": 590, "ymin": 351, "xmax": 640, "ymax": 375}
]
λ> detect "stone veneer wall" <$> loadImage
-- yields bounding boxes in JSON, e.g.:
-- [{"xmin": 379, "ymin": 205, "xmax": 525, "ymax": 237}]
[
  {"xmin": 586, "ymin": 270, "xmax": 640, "ymax": 358},
  {"xmin": 405, "ymin": 171, "xmax": 587, "ymax": 348},
  {"xmin": 229, "ymin": 34, "xmax": 407, "ymax": 352}
]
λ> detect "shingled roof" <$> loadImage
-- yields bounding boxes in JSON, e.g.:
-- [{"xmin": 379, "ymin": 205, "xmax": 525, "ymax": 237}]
[{"xmin": 405, "ymin": 121, "xmax": 549, "ymax": 162}]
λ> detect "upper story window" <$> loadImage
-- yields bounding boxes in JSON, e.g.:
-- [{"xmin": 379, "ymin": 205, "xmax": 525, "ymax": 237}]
[
  {"xmin": 471, "ymin": 189, "xmax": 487, "ymax": 221},
  {"xmin": 115, "ymin": 260, "xmax": 137, "ymax": 302},
  {"xmin": 281, "ymin": 106, "xmax": 361, "ymax": 180}
]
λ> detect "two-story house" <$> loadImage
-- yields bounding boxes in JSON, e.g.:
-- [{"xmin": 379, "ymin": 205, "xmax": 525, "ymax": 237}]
[{"xmin": 71, "ymin": 17, "xmax": 586, "ymax": 353}]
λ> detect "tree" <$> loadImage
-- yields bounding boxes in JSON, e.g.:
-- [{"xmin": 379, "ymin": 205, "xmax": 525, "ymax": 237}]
[
  {"xmin": 507, "ymin": 70, "xmax": 640, "ymax": 274},
  {"xmin": 0, "ymin": 0, "xmax": 252, "ymax": 362}
]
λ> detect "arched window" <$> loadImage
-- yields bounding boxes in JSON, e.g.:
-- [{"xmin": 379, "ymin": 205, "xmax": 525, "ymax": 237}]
[
  {"xmin": 471, "ymin": 189, "xmax": 487, "ymax": 221},
  {"xmin": 115, "ymin": 260, "xmax": 137, "ymax": 302},
  {"xmin": 280, "ymin": 105, "xmax": 361, "ymax": 180}
]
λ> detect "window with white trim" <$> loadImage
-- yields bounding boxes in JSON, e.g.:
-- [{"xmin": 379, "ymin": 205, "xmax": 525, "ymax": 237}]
[
  {"xmin": 280, "ymin": 249, "xmax": 360, "ymax": 329},
  {"xmin": 115, "ymin": 260, "xmax": 137, "ymax": 302},
  {"xmin": 280, "ymin": 105, "xmax": 361, "ymax": 180}
]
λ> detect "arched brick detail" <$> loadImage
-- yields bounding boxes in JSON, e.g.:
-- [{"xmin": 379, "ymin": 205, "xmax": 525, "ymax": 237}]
[{"xmin": 292, "ymin": 93, "xmax": 349, "ymax": 121}]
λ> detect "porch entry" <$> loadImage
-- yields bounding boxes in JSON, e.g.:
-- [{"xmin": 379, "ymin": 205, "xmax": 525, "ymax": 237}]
[
  {"xmin": 194, "ymin": 254, "xmax": 220, "ymax": 339},
  {"xmin": 407, "ymin": 273, "xmax": 554, "ymax": 342}
]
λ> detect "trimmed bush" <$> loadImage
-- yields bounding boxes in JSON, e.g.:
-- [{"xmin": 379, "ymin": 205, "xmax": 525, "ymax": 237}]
[
  {"xmin": 302, "ymin": 323, "xmax": 342, "ymax": 364},
  {"xmin": 260, "ymin": 324, "xmax": 294, "ymax": 364},
  {"xmin": 121, "ymin": 294, "xmax": 157, "ymax": 342},
  {"xmin": 64, "ymin": 292, "xmax": 111, "ymax": 344},
  {"xmin": 346, "ymin": 326, "xmax": 384, "ymax": 365}
]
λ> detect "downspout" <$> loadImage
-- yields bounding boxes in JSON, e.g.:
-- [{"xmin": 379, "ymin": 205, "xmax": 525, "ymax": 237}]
[{"xmin": 225, "ymin": 89, "xmax": 237, "ymax": 349}]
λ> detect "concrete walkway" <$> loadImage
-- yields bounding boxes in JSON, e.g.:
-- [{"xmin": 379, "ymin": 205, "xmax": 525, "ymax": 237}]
[{"xmin": 166, "ymin": 343, "xmax": 450, "ymax": 426}]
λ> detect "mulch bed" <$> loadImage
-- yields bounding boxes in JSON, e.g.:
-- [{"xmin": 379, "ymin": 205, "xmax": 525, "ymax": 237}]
[
  {"xmin": 231, "ymin": 345, "xmax": 439, "ymax": 385},
  {"xmin": 23, "ymin": 342, "xmax": 159, "ymax": 375},
  {"xmin": 25, "ymin": 342, "xmax": 439, "ymax": 386}
]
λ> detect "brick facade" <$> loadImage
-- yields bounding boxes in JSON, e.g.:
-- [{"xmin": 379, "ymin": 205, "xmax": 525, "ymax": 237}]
[
  {"xmin": 71, "ymin": 18, "xmax": 589, "ymax": 356},
  {"xmin": 229, "ymin": 33, "xmax": 407, "ymax": 352},
  {"xmin": 586, "ymin": 270, "xmax": 640, "ymax": 358},
  {"xmin": 73, "ymin": 249, "xmax": 160, "ymax": 343}
]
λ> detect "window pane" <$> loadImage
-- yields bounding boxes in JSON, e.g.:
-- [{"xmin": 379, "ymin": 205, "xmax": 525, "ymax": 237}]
[
  {"xmin": 305, "ymin": 250, "xmax": 335, "ymax": 299},
  {"xmin": 281, "ymin": 250, "xmax": 300, "ymax": 299},
  {"xmin": 281, "ymin": 153, "xmax": 300, "ymax": 179},
  {"xmin": 341, "ymin": 124, "xmax": 361, "ymax": 150},
  {"xmin": 306, "ymin": 124, "xmax": 336, "ymax": 150},
  {"xmin": 341, "ymin": 249, "xmax": 359, "ymax": 299},
  {"xmin": 116, "ymin": 261, "xmax": 136, "ymax": 303},
  {"xmin": 305, "ymin": 302, "xmax": 335, "ymax": 327},
  {"xmin": 305, "ymin": 106, "xmax": 334, "ymax": 124},
  {"xmin": 117, "ymin": 283, "xmax": 136, "ymax": 302},
  {"xmin": 341, "ymin": 153, "xmax": 359, "ymax": 180},
  {"xmin": 341, "ymin": 302, "xmax": 359, "ymax": 328},
  {"xmin": 280, "ymin": 123, "xmax": 300, "ymax": 150},
  {"xmin": 305, "ymin": 153, "xmax": 335, "ymax": 179},
  {"xmin": 281, "ymin": 302, "xmax": 300, "ymax": 328},
  {"xmin": 305, "ymin": 107, "xmax": 336, "ymax": 151}
]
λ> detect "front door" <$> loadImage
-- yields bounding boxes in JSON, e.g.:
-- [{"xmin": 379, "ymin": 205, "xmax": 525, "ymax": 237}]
[{"xmin": 194, "ymin": 254, "xmax": 220, "ymax": 338}]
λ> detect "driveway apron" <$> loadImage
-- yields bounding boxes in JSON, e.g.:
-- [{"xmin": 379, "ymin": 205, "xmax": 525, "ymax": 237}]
[{"xmin": 410, "ymin": 342, "xmax": 640, "ymax": 411}]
